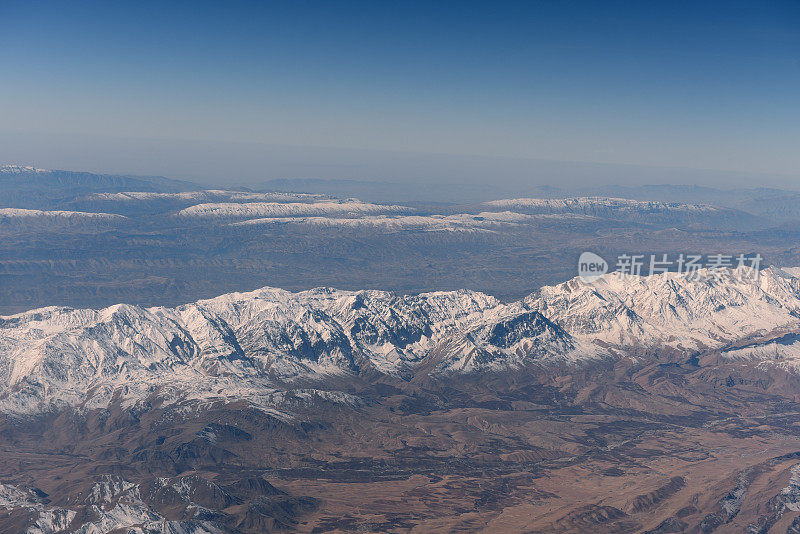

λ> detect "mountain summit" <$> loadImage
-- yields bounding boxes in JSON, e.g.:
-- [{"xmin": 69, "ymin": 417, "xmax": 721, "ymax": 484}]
[{"xmin": 3, "ymin": 267, "xmax": 799, "ymax": 418}]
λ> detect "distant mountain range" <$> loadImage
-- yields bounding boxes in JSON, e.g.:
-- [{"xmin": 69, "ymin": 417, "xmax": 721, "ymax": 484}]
[
  {"xmin": 259, "ymin": 177, "xmax": 800, "ymax": 223},
  {"xmin": 5, "ymin": 164, "xmax": 798, "ymax": 224},
  {"xmin": 2, "ymin": 163, "xmax": 799, "ymax": 315},
  {"xmin": 569, "ymin": 184, "xmax": 800, "ymax": 224},
  {"xmin": 0, "ymin": 164, "xmax": 198, "ymax": 209}
]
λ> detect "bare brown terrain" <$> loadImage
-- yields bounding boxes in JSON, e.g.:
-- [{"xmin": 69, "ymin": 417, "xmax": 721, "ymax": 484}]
[{"xmin": 5, "ymin": 356, "xmax": 800, "ymax": 532}]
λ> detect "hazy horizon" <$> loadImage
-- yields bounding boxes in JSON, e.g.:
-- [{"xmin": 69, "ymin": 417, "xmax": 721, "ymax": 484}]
[{"xmin": 2, "ymin": 130, "xmax": 799, "ymax": 195}]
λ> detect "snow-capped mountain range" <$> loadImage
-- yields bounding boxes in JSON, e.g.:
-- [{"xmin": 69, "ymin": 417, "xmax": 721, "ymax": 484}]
[
  {"xmin": 0, "ymin": 165, "xmax": 49, "ymax": 175},
  {"xmin": 484, "ymin": 196, "xmax": 719, "ymax": 213},
  {"xmin": 481, "ymin": 196, "xmax": 762, "ymax": 228},
  {"xmin": 230, "ymin": 211, "xmax": 588, "ymax": 232},
  {"xmin": 2, "ymin": 267, "xmax": 800, "ymax": 417},
  {"xmin": 86, "ymin": 190, "xmax": 330, "ymax": 203},
  {"xmin": 175, "ymin": 200, "xmax": 411, "ymax": 219},
  {"xmin": 0, "ymin": 208, "xmax": 125, "ymax": 222}
]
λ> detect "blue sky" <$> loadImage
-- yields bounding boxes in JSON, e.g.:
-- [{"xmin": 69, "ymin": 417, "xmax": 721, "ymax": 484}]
[{"xmin": 0, "ymin": 1, "xmax": 798, "ymax": 186}]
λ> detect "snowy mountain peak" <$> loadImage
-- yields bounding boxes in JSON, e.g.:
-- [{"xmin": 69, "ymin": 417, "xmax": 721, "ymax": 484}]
[
  {"xmin": 527, "ymin": 266, "xmax": 800, "ymax": 350},
  {"xmin": 2, "ymin": 267, "xmax": 800, "ymax": 417}
]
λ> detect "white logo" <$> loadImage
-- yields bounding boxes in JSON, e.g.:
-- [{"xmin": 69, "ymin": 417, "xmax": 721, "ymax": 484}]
[{"xmin": 578, "ymin": 252, "xmax": 608, "ymax": 282}]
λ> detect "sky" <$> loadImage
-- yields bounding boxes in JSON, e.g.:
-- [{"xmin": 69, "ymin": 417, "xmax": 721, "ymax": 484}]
[{"xmin": 0, "ymin": 0, "xmax": 798, "ymax": 188}]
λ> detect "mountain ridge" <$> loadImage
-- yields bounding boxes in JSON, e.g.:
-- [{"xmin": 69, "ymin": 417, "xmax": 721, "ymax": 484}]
[{"xmin": 3, "ymin": 266, "xmax": 800, "ymax": 419}]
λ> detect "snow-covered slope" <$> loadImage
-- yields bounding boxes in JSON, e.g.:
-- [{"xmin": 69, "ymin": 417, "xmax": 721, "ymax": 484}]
[
  {"xmin": 484, "ymin": 197, "xmax": 718, "ymax": 214},
  {"xmin": 527, "ymin": 266, "xmax": 800, "ymax": 356},
  {"xmin": 87, "ymin": 189, "xmax": 329, "ymax": 203},
  {"xmin": 0, "ymin": 208, "xmax": 127, "ymax": 231},
  {"xmin": 230, "ymin": 211, "xmax": 587, "ymax": 232},
  {"xmin": 176, "ymin": 200, "xmax": 411, "ymax": 219},
  {"xmin": 0, "ymin": 475, "xmax": 234, "ymax": 534},
  {"xmin": 480, "ymin": 196, "xmax": 758, "ymax": 228},
  {"xmin": 0, "ymin": 164, "xmax": 49, "ymax": 175},
  {"xmin": 2, "ymin": 267, "xmax": 800, "ymax": 417},
  {"xmin": 0, "ymin": 287, "xmax": 534, "ymax": 415},
  {"xmin": 0, "ymin": 208, "xmax": 124, "ymax": 221}
]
